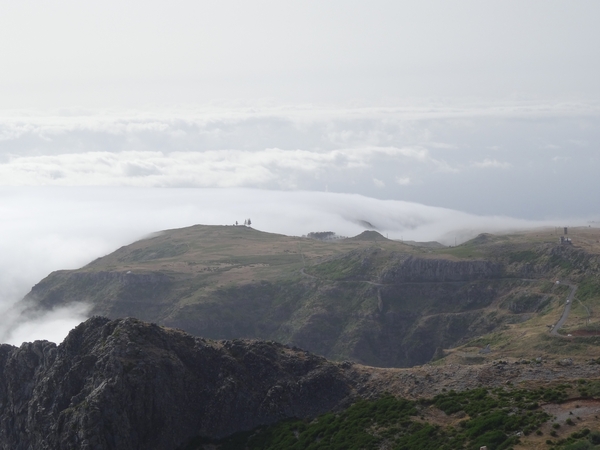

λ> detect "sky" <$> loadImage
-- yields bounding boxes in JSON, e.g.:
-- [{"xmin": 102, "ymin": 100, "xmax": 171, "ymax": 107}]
[
  {"xmin": 0, "ymin": 1, "xmax": 599, "ymax": 344},
  {"xmin": 2, "ymin": 1, "xmax": 599, "ymax": 106}
]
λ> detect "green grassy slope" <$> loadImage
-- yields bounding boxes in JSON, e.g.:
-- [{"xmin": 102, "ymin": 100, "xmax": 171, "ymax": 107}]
[{"xmin": 22, "ymin": 225, "xmax": 600, "ymax": 367}]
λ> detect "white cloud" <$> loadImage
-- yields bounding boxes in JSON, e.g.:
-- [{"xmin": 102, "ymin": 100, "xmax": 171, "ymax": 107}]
[
  {"xmin": 0, "ymin": 146, "xmax": 452, "ymax": 188},
  {"xmin": 0, "ymin": 103, "xmax": 598, "ymax": 220},
  {"xmin": 373, "ymin": 178, "xmax": 385, "ymax": 188},
  {"xmin": 395, "ymin": 176, "xmax": 411, "ymax": 186},
  {"xmin": 568, "ymin": 139, "xmax": 588, "ymax": 147},
  {"xmin": 471, "ymin": 158, "xmax": 511, "ymax": 169},
  {"xmin": 4, "ymin": 303, "xmax": 91, "ymax": 346},
  {"xmin": 427, "ymin": 142, "xmax": 458, "ymax": 149}
]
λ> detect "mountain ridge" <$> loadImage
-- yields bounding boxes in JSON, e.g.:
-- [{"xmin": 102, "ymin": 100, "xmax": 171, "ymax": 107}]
[
  {"xmin": 20, "ymin": 224, "xmax": 600, "ymax": 367},
  {"xmin": 0, "ymin": 317, "xmax": 358, "ymax": 449}
]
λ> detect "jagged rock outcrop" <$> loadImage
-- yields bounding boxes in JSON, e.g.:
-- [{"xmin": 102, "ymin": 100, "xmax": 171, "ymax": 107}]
[{"xmin": 0, "ymin": 317, "xmax": 357, "ymax": 450}]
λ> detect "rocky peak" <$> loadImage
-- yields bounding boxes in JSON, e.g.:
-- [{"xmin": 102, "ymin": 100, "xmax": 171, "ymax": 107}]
[{"xmin": 0, "ymin": 317, "xmax": 357, "ymax": 450}]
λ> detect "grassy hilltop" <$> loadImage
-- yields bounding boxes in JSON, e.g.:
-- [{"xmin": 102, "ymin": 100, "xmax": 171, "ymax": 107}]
[{"xmin": 23, "ymin": 224, "xmax": 600, "ymax": 367}]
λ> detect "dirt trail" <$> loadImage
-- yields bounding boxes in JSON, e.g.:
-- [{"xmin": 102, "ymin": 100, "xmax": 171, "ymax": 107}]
[{"xmin": 551, "ymin": 283, "xmax": 578, "ymax": 336}]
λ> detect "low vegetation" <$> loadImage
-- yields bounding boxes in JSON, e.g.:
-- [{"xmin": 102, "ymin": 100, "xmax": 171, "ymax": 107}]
[{"xmin": 179, "ymin": 385, "xmax": 598, "ymax": 450}]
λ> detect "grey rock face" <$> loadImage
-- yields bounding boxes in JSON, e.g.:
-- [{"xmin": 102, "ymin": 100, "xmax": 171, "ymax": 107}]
[
  {"xmin": 380, "ymin": 256, "xmax": 504, "ymax": 283},
  {"xmin": 0, "ymin": 317, "xmax": 356, "ymax": 450},
  {"xmin": 27, "ymin": 271, "xmax": 173, "ymax": 321}
]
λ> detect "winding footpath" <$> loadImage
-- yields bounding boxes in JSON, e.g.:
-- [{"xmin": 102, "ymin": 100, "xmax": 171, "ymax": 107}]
[{"xmin": 551, "ymin": 282, "xmax": 578, "ymax": 336}]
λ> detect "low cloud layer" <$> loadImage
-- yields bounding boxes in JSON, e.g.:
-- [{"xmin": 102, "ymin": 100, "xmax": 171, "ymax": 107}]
[
  {"xmin": 0, "ymin": 103, "xmax": 598, "ymax": 219},
  {"xmin": 0, "ymin": 186, "xmax": 591, "ymax": 345},
  {"xmin": 0, "ymin": 146, "xmax": 443, "ymax": 189},
  {"xmin": 0, "ymin": 102, "xmax": 598, "ymax": 345}
]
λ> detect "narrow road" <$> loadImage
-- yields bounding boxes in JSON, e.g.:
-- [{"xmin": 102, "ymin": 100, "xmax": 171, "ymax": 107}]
[
  {"xmin": 299, "ymin": 267, "xmax": 318, "ymax": 281},
  {"xmin": 551, "ymin": 283, "xmax": 578, "ymax": 336}
]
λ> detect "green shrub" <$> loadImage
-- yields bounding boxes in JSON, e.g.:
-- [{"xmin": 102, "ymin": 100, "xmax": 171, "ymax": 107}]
[
  {"xmin": 187, "ymin": 387, "xmax": 553, "ymax": 450},
  {"xmin": 561, "ymin": 441, "xmax": 594, "ymax": 450},
  {"xmin": 590, "ymin": 431, "xmax": 600, "ymax": 445}
]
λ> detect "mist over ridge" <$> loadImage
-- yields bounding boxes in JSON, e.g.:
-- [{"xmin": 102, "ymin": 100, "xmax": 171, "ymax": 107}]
[
  {"xmin": 0, "ymin": 186, "xmax": 591, "ymax": 346},
  {"xmin": 1, "ymin": 1, "xmax": 598, "ymax": 345},
  {"xmin": 0, "ymin": 102, "xmax": 598, "ymax": 345}
]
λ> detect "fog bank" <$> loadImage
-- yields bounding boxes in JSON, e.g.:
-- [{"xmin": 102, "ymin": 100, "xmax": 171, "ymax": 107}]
[{"xmin": 0, "ymin": 187, "xmax": 590, "ymax": 345}]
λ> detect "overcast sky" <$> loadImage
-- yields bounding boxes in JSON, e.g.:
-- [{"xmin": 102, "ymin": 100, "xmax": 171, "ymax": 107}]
[
  {"xmin": 0, "ymin": 1, "xmax": 599, "ymax": 343},
  {"xmin": 2, "ymin": 1, "xmax": 599, "ymax": 106}
]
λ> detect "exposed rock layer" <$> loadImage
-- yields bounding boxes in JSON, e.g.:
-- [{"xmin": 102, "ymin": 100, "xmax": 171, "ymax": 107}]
[{"xmin": 380, "ymin": 256, "xmax": 503, "ymax": 283}]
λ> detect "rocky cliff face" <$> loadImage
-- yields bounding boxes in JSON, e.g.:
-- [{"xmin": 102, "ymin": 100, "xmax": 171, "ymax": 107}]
[
  {"xmin": 27, "ymin": 271, "xmax": 173, "ymax": 321},
  {"xmin": 20, "ymin": 264, "xmax": 535, "ymax": 368},
  {"xmin": 380, "ymin": 255, "xmax": 504, "ymax": 283},
  {"xmin": 0, "ymin": 317, "xmax": 357, "ymax": 450}
]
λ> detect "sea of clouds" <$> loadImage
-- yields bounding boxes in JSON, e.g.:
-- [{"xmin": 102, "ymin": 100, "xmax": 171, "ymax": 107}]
[
  {"xmin": 0, "ymin": 102, "xmax": 598, "ymax": 345},
  {"xmin": 1, "ymin": 102, "xmax": 598, "ymax": 218},
  {"xmin": 0, "ymin": 186, "xmax": 588, "ymax": 346}
]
